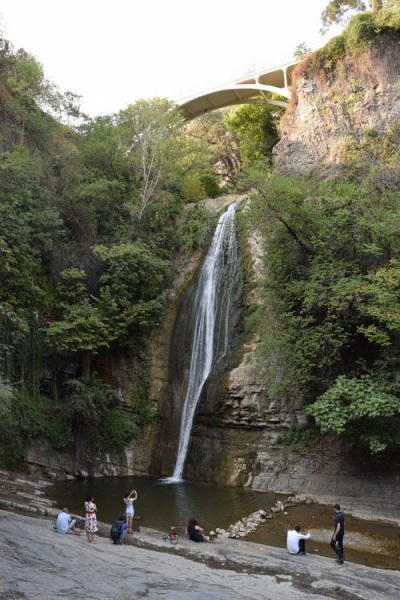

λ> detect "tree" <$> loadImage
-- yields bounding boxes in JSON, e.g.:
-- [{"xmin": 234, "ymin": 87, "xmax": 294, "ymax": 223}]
[
  {"xmin": 93, "ymin": 242, "xmax": 171, "ymax": 344},
  {"xmin": 184, "ymin": 111, "xmax": 240, "ymax": 187},
  {"xmin": 321, "ymin": 1, "xmax": 388, "ymax": 32},
  {"xmin": 294, "ymin": 43, "xmax": 312, "ymax": 60},
  {"xmin": 225, "ymin": 104, "xmax": 281, "ymax": 169},
  {"xmin": 116, "ymin": 98, "xmax": 185, "ymax": 220},
  {"xmin": 321, "ymin": 1, "xmax": 366, "ymax": 32},
  {"xmin": 45, "ymin": 269, "xmax": 113, "ymax": 380}
]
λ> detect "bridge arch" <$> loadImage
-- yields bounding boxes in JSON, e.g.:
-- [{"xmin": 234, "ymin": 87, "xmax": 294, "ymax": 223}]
[{"xmin": 177, "ymin": 60, "xmax": 299, "ymax": 120}]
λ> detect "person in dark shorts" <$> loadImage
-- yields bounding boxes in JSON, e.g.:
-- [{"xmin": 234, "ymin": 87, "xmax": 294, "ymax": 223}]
[
  {"xmin": 330, "ymin": 503, "xmax": 345, "ymax": 564},
  {"xmin": 186, "ymin": 518, "xmax": 210, "ymax": 542}
]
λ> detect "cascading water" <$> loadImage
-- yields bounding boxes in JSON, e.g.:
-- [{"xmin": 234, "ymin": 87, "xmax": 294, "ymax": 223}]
[{"xmin": 170, "ymin": 201, "xmax": 239, "ymax": 481}]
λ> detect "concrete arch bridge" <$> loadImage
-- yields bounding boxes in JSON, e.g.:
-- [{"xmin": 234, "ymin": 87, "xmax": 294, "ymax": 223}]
[{"xmin": 177, "ymin": 60, "xmax": 299, "ymax": 120}]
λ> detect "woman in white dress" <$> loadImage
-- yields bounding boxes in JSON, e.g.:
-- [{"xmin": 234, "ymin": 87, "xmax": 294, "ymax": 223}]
[{"xmin": 124, "ymin": 489, "xmax": 137, "ymax": 533}]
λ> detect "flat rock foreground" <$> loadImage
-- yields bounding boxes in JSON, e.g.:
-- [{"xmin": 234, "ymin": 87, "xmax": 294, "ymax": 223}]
[{"xmin": 0, "ymin": 510, "xmax": 399, "ymax": 600}]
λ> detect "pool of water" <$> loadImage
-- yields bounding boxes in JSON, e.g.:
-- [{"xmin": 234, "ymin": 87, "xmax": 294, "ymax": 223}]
[
  {"xmin": 47, "ymin": 475, "xmax": 280, "ymax": 533},
  {"xmin": 47, "ymin": 475, "xmax": 400, "ymax": 571}
]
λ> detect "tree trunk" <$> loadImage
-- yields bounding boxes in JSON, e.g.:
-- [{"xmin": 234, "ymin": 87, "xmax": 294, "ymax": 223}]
[{"xmin": 81, "ymin": 351, "xmax": 91, "ymax": 382}]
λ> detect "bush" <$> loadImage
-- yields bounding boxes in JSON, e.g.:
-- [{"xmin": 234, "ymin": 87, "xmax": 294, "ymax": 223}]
[
  {"xmin": 306, "ymin": 376, "xmax": 400, "ymax": 454},
  {"xmin": 44, "ymin": 417, "xmax": 73, "ymax": 449},
  {"xmin": 181, "ymin": 204, "xmax": 213, "ymax": 255},
  {"xmin": 96, "ymin": 408, "xmax": 139, "ymax": 453},
  {"xmin": 0, "ymin": 382, "xmax": 27, "ymax": 466},
  {"xmin": 343, "ymin": 13, "xmax": 380, "ymax": 49}
]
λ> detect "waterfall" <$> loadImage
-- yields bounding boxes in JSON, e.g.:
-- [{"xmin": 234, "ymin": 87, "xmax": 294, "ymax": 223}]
[{"xmin": 171, "ymin": 201, "xmax": 239, "ymax": 480}]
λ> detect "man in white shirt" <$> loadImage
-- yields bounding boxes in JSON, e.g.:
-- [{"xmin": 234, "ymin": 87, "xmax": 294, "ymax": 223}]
[
  {"xmin": 287, "ymin": 525, "xmax": 311, "ymax": 555},
  {"xmin": 56, "ymin": 508, "xmax": 80, "ymax": 535}
]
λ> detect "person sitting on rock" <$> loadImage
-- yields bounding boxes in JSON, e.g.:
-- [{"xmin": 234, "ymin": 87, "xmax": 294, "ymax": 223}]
[
  {"xmin": 186, "ymin": 518, "xmax": 210, "ymax": 542},
  {"xmin": 286, "ymin": 525, "xmax": 311, "ymax": 555},
  {"xmin": 111, "ymin": 515, "xmax": 128, "ymax": 545},
  {"xmin": 56, "ymin": 508, "xmax": 81, "ymax": 535}
]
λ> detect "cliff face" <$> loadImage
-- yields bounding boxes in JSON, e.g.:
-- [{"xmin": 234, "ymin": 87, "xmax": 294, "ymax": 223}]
[{"xmin": 274, "ymin": 35, "xmax": 400, "ymax": 174}]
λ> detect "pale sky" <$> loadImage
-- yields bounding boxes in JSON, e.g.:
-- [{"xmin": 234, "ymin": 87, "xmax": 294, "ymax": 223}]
[{"xmin": 0, "ymin": 0, "xmax": 340, "ymax": 118}]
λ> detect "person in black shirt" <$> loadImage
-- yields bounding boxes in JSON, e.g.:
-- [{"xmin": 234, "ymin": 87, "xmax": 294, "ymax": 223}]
[
  {"xmin": 186, "ymin": 518, "xmax": 210, "ymax": 542},
  {"xmin": 330, "ymin": 503, "xmax": 345, "ymax": 564}
]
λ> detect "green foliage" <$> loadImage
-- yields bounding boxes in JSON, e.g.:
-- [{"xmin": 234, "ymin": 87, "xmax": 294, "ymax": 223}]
[
  {"xmin": 59, "ymin": 375, "xmax": 140, "ymax": 454},
  {"xmin": 63, "ymin": 374, "xmax": 118, "ymax": 423},
  {"xmin": 225, "ymin": 104, "xmax": 280, "ymax": 168},
  {"xmin": 247, "ymin": 161, "xmax": 400, "ymax": 454},
  {"xmin": 306, "ymin": 376, "xmax": 400, "ymax": 453},
  {"xmin": 320, "ymin": 1, "xmax": 366, "ymax": 33},
  {"xmin": 180, "ymin": 172, "xmax": 220, "ymax": 201},
  {"xmin": 201, "ymin": 173, "xmax": 221, "ymax": 198},
  {"xmin": 181, "ymin": 204, "xmax": 213, "ymax": 255},
  {"xmin": 0, "ymin": 376, "xmax": 13, "ymax": 419},
  {"xmin": 0, "ymin": 33, "xmax": 223, "ymax": 462},
  {"xmin": 181, "ymin": 172, "xmax": 207, "ymax": 201},
  {"xmin": 11, "ymin": 390, "xmax": 44, "ymax": 440},
  {"xmin": 95, "ymin": 409, "xmax": 139, "ymax": 453},
  {"xmin": 185, "ymin": 112, "xmax": 240, "ymax": 187},
  {"xmin": 374, "ymin": 1, "xmax": 400, "ymax": 28},
  {"xmin": 341, "ymin": 124, "xmax": 400, "ymax": 188},
  {"xmin": 116, "ymin": 98, "xmax": 188, "ymax": 220},
  {"xmin": 243, "ymin": 305, "xmax": 263, "ymax": 334},
  {"xmin": 0, "ymin": 385, "xmax": 45, "ymax": 467},
  {"xmin": 43, "ymin": 417, "xmax": 73, "ymax": 449},
  {"xmin": 46, "ymin": 302, "xmax": 112, "ymax": 352},
  {"xmin": 344, "ymin": 12, "xmax": 382, "ymax": 47},
  {"xmin": 294, "ymin": 43, "xmax": 312, "ymax": 60},
  {"xmin": 316, "ymin": 3, "xmax": 400, "ymax": 75},
  {"xmin": 281, "ymin": 425, "xmax": 320, "ymax": 454},
  {"xmin": 354, "ymin": 259, "xmax": 400, "ymax": 350},
  {"xmin": 128, "ymin": 358, "xmax": 158, "ymax": 427},
  {"xmin": 94, "ymin": 241, "xmax": 171, "ymax": 342}
]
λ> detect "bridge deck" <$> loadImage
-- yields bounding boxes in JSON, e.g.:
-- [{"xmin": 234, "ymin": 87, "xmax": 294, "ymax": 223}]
[{"xmin": 178, "ymin": 61, "xmax": 298, "ymax": 120}]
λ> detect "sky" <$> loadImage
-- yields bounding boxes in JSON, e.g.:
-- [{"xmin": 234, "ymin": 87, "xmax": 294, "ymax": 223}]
[{"xmin": 0, "ymin": 0, "xmax": 340, "ymax": 118}]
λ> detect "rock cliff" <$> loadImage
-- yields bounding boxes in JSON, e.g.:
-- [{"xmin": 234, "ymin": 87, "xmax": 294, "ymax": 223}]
[{"xmin": 274, "ymin": 34, "xmax": 400, "ymax": 174}]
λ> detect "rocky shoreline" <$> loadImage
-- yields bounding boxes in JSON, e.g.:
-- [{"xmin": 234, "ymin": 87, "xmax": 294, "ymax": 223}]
[
  {"xmin": 1, "ymin": 502, "xmax": 400, "ymax": 599},
  {"xmin": 1, "ymin": 468, "xmax": 400, "ymax": 599}
]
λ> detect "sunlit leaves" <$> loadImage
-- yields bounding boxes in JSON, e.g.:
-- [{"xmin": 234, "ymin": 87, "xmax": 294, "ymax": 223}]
[{"xmin": 306, "ymin": 375, "xmax": 400, "ymax": 452}]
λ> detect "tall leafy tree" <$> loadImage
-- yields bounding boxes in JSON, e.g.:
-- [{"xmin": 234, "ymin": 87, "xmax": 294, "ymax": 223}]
[
  {"xmin": 321, "ymin": 0, "xmax": 386, "ymax": 32},
  {"xmin": 45, "ymin": 269, "xmax": 113, "ymax": 380},
  {"xmin": 116, "ymin": 98, "xmax": 185, "ymax": 220}
]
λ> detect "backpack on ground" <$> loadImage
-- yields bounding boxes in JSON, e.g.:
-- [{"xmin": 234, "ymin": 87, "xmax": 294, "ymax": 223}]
[{"xmin": 110, "ymin": 520, "xmax": 122, "ymax": 542}]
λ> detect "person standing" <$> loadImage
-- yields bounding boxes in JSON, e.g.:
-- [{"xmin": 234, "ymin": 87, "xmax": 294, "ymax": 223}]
[
  {"xmin": 84, "ymin": 495, "xmax": 98, "ymax": 544},
  {"xmin": 286, "ymin": 525, "xmax": 311, "ymax": 555},
  {"xmin": 330, "ymin": 503, "xmax": 345, "ymax": 564},
  {"xmin": 124, "ymin": 489, "xmax": 137, "ymax": 534}
]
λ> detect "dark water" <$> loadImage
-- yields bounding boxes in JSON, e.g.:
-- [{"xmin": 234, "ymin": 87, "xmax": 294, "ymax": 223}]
[
  {"xmin": 47, "ymin": 476, "xmax": 400, "ymax": 571},
  {"xmin": 47, "ymin": 475, "xmax": 280, "ymax": 533}
]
